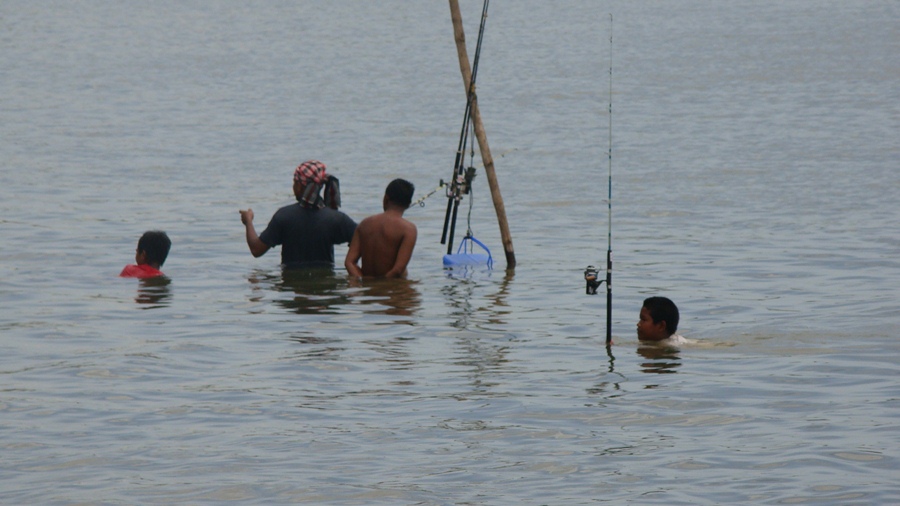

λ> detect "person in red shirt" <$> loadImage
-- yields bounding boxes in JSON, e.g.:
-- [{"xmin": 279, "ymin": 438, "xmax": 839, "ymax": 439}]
[{"xmin": 120, "ymin": 231, "xmax": 171, "ymax": 278}]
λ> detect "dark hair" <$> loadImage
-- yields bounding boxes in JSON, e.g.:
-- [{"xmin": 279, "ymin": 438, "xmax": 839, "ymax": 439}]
[
  {"xmin": 643, "ymin": 296, "xmax": 679, "ymax": 334},
  {"xmin": 385, "ymin": 178, "xmax": 415, "ymax": 208},
  {"xmin": 138, "ymin": 231, "xmax": 171, "ymax": 267}
]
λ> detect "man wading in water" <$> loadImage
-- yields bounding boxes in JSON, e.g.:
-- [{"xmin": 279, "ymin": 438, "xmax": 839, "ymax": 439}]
[{"xmin": 239, "ymin": 160, "xmax": 356, "ymax": 269}]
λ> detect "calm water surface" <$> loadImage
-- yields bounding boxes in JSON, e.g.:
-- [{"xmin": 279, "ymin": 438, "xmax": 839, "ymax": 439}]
[{"xmin": 2, "ymin": 1, "xmax": 898, "ymax": 504}]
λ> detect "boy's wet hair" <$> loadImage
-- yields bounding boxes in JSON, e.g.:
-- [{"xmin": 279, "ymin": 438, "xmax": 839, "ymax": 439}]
[
  {"xmin": 643, "ymin": 296, "xmax": 679, "ymax": 334},
  {"xmin": 386, "ymin": 179, "xmax": 415, "ymax": 208},
  {"xmin": 138, "ymin": 231, "xmax": 172, "ymax": 267}
]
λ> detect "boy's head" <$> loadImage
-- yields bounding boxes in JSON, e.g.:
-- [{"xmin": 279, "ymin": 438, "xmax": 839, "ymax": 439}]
[
  {"xmin": 385, "ymin": 178, "xmax": 415, "ymax": 209},
  {"xmin": 637, "ymin": 296, "xmax": 679, "ymax": 342},
  {"xmin": 136, "ymin": 231, "xmax": 171, "ymax": 268}
]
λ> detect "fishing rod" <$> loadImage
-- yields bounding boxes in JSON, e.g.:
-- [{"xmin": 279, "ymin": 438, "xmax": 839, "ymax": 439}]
[
  {"xmin": 585, "ymin": 14, "xmax": 613, "ymax": 345},
  {"xmin": 412, "ymin": 181, "xmax": 448, "ymax": 208},
  {"xmin": 605, "ymin": 13, "xmax": 613, "ymax": 345},
  {"xmin": 441, "ymin": 0, "xmax": 490, "ymax": 255}
]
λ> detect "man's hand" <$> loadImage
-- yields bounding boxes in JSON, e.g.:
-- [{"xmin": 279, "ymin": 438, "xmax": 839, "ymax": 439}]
[{"xmin": 239, "ymin": 208, "xmax": 269, "ymax": 258}]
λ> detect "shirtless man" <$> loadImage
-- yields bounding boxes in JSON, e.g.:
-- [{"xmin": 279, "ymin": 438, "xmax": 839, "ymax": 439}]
[{"xmin": 344, "ymin": 179, "xmax": 417, "ymax": 278}]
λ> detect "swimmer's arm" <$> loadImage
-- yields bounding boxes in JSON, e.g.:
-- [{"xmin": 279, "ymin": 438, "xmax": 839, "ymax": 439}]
[
  {"xmin": 344, "ymin": 229, "xmax": 364, "ymax": 278},
  {"xmin": 384, "ymin": 225, "xmax": 417, "ymax": 279}
]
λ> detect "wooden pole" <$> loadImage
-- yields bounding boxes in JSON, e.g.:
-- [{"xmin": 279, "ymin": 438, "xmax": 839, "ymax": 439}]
[{"xmin": 448, "ymin": 0, "xmax": 516, "ymax": 270}]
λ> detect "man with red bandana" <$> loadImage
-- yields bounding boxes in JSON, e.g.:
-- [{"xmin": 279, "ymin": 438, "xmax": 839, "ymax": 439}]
[{"xmin": 239, "ymin": 160, "xmax": 356, "ymax": 269}]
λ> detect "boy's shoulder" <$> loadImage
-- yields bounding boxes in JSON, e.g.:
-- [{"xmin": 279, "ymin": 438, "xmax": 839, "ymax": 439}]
[
  {"xmin": 360, "ymin": 211, "xmax": 415, "ymax": 227},
  {"xmin": 664, "ymin": 334, "xmax": 694, "ymax": 346},
  {"xmin": 120, "ymin": 264, "xmax": 164, "ymax": 278},
  {"xmin": 357, "ymin": 212, "xmax": 386, "ymax": 228}
]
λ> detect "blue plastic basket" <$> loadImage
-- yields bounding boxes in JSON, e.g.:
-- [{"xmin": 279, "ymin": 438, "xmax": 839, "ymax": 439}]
[{"xmin": 443, "ymin": 235, "xmax": 493, "ymax": 269}]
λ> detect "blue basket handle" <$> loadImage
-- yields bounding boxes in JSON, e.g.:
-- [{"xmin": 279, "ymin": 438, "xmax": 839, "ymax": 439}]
[{"xmin": 456, "ymin": 235, "xmax": 493, "ymax": 269}]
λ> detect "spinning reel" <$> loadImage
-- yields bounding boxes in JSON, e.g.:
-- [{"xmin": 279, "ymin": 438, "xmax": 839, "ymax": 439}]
[{"xmin": 584, "ymin": 265, "xmax": 604, "ymax": 295}]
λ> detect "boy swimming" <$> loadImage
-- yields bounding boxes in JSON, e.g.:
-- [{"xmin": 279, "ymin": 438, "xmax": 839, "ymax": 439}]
[
  {"xmin": 636, "ymin": 296, "xmax": 687, "ymax": 344},
  {"xmin": 120, "ymin": 230, "xmax": 171, "ymax": 278}
]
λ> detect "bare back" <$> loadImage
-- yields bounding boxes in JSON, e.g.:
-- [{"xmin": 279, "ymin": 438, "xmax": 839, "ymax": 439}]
[{"xmin": 346, "ymin": 210, "xmax": 417, "ymax": 278}]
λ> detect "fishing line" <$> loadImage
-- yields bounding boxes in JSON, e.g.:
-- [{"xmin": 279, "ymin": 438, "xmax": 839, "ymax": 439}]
[{"xmin": 466, "ymin": 121, "xmax": 477, "ymax": 238}]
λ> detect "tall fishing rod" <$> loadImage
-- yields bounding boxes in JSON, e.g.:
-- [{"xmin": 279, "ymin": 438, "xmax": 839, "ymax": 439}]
[
  {"xmin": 604, "ymin": 14, "xmax": 613, "ymax": 345},
  {"xmin": 441, "ymin": 0, "xmax": 490, "ymax": 255},
  {"xmin": 586, "ymin": 14, "xmax": 613, "ymax": 344}
]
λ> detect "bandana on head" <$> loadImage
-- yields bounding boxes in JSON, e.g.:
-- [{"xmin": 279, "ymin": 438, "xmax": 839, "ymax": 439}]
[
  {"xmin": 294, "ymin": 160, "xmax": 328, "ymax": 185},
  {"xmin": 294, "ymin": 160, "xmax": 328, "ymax": 208}
]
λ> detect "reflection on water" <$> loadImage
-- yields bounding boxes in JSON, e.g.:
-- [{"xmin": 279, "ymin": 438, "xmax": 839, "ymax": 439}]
[
  {"xmin": 441, "ymin": 270, "xmax": 514, "ymax": 329},
  {"xmin": 134, "ymin": 276, "xmax": 171, "ymax": 308},
  {"xmin": 347, "ymin": 277, "xmax": 422, "ymax": 321},
  {"xmin": 589, "ymin": 339, "xmax": 701, "ymax": 397},
  {"xmin": 249, "ymin": 267, "xmax": 350, "ymax": 315},
  {"xmin": 637, "ymin": 343, "xmax": 682, "ymax": 375},
  {"xmin": 587, "ymin": 344, "xmax": 625, "ymax": 397},
  {"xmin": 247, "ymin": 268, "xmax": 423, "ymax": 321},
  {"xmin": 453, "ymin": 330, "xmax": 512, "ymax": 398},
  {"xmin": 439, "ymin": 271, "xmax": 517, "ymax": 397},
  {"xmin": 285, "ymin": 334, "xmax": 346, "ymax": 362}
]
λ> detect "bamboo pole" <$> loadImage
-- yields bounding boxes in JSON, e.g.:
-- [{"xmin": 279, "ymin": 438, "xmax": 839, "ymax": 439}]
[{"xmin": 448, "ymin": 0, "xmax": 516, "ymax": 270}]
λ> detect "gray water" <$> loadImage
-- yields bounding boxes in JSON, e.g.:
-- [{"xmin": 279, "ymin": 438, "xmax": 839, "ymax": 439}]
[{"xmin": 2, "ymin": 1, "xmax": 899, "ymax": 504}]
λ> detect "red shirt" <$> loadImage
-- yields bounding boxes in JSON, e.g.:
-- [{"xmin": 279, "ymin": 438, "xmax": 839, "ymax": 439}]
[{"xmin": 120, "ymin": 264, "xmax": 164, "ymax": 278}]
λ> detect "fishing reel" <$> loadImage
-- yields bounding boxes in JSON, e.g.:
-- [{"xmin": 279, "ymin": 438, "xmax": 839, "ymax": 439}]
[
  {"xmin": 463, "ymin": 166, "xmax": 477, "ymax": 192},
  {"xmin": 448, "ymin": 166, "xmax": 477, "ymax": 199},
  {"xmin": 584, "ymin": 265, "xmax": 603, "ymax": 295}
]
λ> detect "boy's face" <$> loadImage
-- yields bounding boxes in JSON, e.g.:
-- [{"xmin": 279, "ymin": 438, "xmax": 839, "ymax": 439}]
[{"xmin": 637, "ymin": 306, "xmax": 669, "ymax": 342}]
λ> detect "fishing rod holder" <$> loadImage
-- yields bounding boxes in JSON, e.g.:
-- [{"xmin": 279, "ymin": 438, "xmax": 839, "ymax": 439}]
[{"xmin": 584, "ymin": 265, "xmax": 604, "ymax": 295}]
